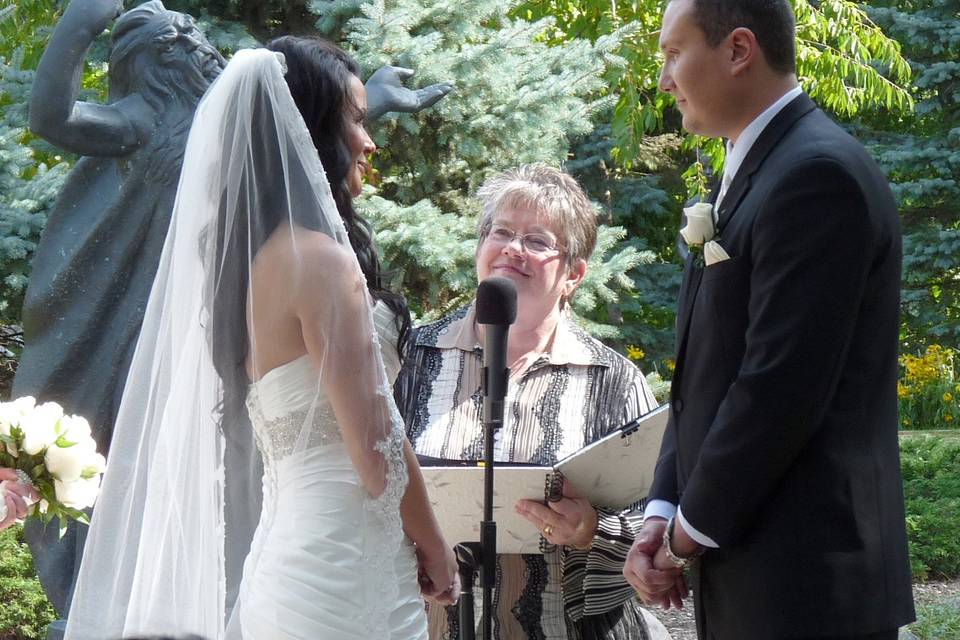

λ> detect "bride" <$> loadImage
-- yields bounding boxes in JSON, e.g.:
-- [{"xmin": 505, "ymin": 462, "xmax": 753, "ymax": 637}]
[{"xmin": 65, "ymin": 38, "xmax": 456, "ymax": 639}]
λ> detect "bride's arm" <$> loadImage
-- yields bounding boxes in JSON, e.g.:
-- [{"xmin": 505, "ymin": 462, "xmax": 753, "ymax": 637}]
[
  {"xmin": 294, "ymin": 236, "xmax": 396, "ymax": 497},
  {"xmin": 400, "ymin": 441, "xmax": 458, "ymax": 604},
  {"xmin": 293, "ymin": 233, "xmax": 457, "ymax": 601}
]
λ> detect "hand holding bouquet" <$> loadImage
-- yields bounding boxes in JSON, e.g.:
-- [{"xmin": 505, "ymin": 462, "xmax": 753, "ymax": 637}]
[{"xmin": 0, "ymin": 396, "xmax": 106, "ymax": 535}]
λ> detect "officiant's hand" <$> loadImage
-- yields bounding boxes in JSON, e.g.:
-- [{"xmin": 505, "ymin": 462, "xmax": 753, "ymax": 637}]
[
  {"xmin": 623, "ymin": 518, "xmax": 688, "ymax": 609},
  {"xmin": 0, "ymin": 468, "xmax": 38, "ymax": 530},
  {"xmin": 515, "ymin": 479, "xmax": 598, "ymax": 549},
  {"xmin": 416, "ymin": 541, "xmax": 459, "ymax": 606}
]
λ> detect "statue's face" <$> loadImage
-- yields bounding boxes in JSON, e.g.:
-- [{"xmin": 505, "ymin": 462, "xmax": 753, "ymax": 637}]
[{"xmin": 153, "ymin": 12, "xmax": 225, "ymax": 85}]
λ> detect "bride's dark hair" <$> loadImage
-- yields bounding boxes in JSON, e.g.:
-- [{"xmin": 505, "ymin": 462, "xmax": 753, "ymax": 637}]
[
  {"xmin": 210, "ymin": 37, "xmax": 410, "ymax": 427},
  {"xmin": 266, "ymin": 36, "xmax": 409, "ymax": 339}
]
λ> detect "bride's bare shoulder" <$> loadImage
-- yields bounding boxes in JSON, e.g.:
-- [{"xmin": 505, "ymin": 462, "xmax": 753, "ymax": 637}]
[{"xmin": 284, "ymin": 226, "xmax": 362, "ymax": 290}]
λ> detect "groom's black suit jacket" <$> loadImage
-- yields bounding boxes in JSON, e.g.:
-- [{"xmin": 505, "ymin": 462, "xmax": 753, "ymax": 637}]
[{"xmin": 649, "ymin": 94, "xmax": 915, "ymax": 638}]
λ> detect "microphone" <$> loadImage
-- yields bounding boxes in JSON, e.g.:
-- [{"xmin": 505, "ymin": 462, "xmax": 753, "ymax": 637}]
[{"xmin": 476, "ymin": 277, "xmax": 518, "ymax": 429}]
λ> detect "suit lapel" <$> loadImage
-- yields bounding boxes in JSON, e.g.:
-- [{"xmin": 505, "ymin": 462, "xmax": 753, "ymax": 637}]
[
  {"xmin": 672, "ymin": 93, "xmax": 818, "ymax": 382},
  {"xmin": 673, "ymin": 186, "xmax": 718, "ymax": 377},
  {"xmin": 715, "ymin": 93, "xmax": 817, "ymax": 232}
]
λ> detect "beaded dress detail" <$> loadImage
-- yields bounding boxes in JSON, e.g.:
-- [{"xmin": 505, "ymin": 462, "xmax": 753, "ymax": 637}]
[{"xmin": 236, "ymin": 303, "xmax": 426, "ymax": 639}]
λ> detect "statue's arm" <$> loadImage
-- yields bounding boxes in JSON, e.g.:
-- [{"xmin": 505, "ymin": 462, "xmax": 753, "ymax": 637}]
[{"xmin": 30, "ymin": 0, "xmax": 145, "ymax": 156}]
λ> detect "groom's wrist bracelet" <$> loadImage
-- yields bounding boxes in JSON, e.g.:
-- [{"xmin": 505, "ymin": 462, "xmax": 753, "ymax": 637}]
[{"xmin": 662, "ymin": 516, "xmax": 704, "ymax": 569}]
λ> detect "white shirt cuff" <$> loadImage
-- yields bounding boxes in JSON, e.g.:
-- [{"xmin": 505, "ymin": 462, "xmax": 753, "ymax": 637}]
[
  {"xmin": 643, "ymin": 499, "xmax": 676, "ymax": 523},
  {"xmin": 677, "ymin": 506, "xmax": 719, "ymax": 548}
]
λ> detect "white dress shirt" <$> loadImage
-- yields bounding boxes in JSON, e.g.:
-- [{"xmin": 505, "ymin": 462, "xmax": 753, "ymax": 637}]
[
  {"xmin": 646, "ymin": 85, "xmax": 804, "ymax": 548},
  {"xmin": 715, "ymin": 85, "xmax": 803, "ymax": 208}
]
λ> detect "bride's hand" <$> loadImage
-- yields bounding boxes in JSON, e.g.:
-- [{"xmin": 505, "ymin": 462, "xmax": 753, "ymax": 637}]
[
  {"xmin": 0, "ymin": 468, "xmax": 37, "ymax": 530},
  {"xmin": 416, "ymin": 541, "xmax": 459, "ymax": 606}
]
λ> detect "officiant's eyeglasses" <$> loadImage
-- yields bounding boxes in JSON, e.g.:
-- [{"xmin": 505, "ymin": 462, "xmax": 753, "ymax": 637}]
[{"xmin": 483, "ymin": 223, "xmax": 565, "ymax": 255}]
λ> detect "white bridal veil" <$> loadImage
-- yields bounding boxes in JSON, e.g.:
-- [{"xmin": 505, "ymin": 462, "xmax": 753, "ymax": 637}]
[{"xmin": 65, "ymin": 48, "xmax": 409, "ymax": 639}]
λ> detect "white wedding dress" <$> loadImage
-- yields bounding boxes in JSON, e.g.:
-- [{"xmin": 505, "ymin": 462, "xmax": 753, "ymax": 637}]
[
  {"xmin": 238, "ymin": 303, "xmax": 428, "ymax": 639},
  {"xmin": 66, "ymin": 50, "xmax": 425, "ymax": 640}
]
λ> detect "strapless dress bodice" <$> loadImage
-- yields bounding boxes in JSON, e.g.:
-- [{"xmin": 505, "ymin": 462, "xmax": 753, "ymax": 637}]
[
  {"xmin": 235, "ymin": 302, "xmax": 425, "ymax": 639},
  {"xmin": 245, "ymin": 302, "xmax": 401, "ymax": 463}
]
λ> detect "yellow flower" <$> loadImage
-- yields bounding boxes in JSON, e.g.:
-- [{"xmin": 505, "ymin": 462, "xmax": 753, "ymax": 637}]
[
  {"xmin": 897, "ymin": 382, "xmax": 909, "ymax": 399},
  {"xmin": 665, "ymin": 359, "xmax": 676, "ymax": 373},
  {"xmin": 902, "ymin": 418, "xmax": 911, "ymax": 427},
  {"xmin": 626, "ymin": 345, "xmax": 645, "ymax": 361},
  {"xmin": 945, "ymin": 414, "xmax": 954, "ymax": 423},
  {"xmin": 944, "ymin": 392, "xmax": 954, "ymax": 403}
]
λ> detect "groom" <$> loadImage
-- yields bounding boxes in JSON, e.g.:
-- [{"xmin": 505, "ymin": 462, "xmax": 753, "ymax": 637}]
[{"xmin": 623, "ymin": 0, "xmax": 915, "ymax": 638}]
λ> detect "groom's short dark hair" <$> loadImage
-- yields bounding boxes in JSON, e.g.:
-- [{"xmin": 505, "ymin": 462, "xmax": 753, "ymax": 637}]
[{"xmin": 690, "ymin": 0, "xmax": 797, "ymax": 75}]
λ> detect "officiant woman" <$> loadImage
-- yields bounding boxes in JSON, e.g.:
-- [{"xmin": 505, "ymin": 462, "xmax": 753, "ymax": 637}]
[{"xmin": 395, "ymin": 163, "xmax": 669, "ymax": 640}]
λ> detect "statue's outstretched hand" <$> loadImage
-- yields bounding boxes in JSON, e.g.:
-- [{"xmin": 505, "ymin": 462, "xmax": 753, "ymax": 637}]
[{"xmin": 365, "ymin": 66, "xmax": 453, "ymax": 122}]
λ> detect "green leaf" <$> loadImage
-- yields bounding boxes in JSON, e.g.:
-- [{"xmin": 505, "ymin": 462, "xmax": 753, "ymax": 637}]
[{"xmin": 52, "ymin": 435, "xmax": 76, "ymax": 448}]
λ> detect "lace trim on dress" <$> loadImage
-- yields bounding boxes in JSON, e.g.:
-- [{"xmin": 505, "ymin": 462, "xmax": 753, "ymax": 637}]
[{"xmin": 360, "ymin": 325, "xmax": 410, "ymax": 637}]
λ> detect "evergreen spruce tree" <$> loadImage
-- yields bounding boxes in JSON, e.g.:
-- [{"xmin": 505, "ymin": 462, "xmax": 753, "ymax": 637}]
[
  {"xmin": 0, "ymin": 1, "xmax": 72, "ymax": 326},
  {"xmin": 859, "ymin": 0, "xmax": 960, "ymax": 351}
]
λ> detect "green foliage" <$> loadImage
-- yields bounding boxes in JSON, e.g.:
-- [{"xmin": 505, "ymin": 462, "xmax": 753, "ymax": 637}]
[
  {"xmin": 0, "ymin": 0, "xmax": 60, "ymax": 69},
  {"xmin": 911, "ymin": 602, "xmax": 960, "ymax": 640},
  {"xmin": 0, "ymin": 63, "xmax": 69, "ymax": 324},
  {"xmin": 513, "ymin": 0, "xmax": 913, "ymax": 176},
  {"xmin": 900, "ymin": 226, "xmax": 960, "ymax": 349},
  {"xmin": 900, "ymin": 435, "xmax": 960, "ymax": 580},
  {"xmin": 857, "ymin": 0, "xmax": 960, "ymax": 353},
  {"xmin": 899, "ymin": 344, "xmax": 960, "ymax": 430},
  {"xmin": 794, "ymin": 0, "xmax": 912, "ymax": 115},
  {"xmin": 0, "ymin": 526, "xmax": 56, "ymax": 640},
  {"xmin": 566, "ymin": 123, "xmax": 683, "ymax": 364},
  {"xmin": 644, "ymin": 370, "xmax": 671, "ymax": 405},
  {"xmin": 0, "ymin": 0, "xmax": 113, "ymax": 324}
]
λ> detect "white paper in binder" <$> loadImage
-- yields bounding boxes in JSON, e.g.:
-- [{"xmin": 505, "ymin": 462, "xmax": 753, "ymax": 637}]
[{"xmin": 419, "ymin": 403, "xmax": 670, "ymax": 554}]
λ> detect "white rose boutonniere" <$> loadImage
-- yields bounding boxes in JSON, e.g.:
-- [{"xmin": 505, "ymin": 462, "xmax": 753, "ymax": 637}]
[
  {"xmin": 680, "ymin": 202, "xmax": 729, "ymax": 267},
  {"xmin": 680, "ymin": 202, "xmax": 715, "ymax": 247}
]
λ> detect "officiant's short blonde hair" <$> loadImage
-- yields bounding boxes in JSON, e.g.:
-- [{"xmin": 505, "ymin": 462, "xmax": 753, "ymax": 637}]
[{"xmin": 476, "ymin": 163, "xmax": 597, "ymax": 267}]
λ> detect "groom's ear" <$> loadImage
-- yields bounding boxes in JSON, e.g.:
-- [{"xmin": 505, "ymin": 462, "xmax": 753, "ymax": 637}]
[{"xmin": 727, "ymin": 27, "xmax": 759, "ymax": 77}]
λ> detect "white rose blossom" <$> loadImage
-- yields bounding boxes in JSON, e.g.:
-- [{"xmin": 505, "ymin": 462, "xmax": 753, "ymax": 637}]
[
  {"xmin": 21, "ymin": 402, "xmax": 64, "ymax": 455},
  {"xmin": 0, "ymin": 406, "xmax": 18, "ymax": 437},
  {"xmin": 0, "ymin": 396, "xmax": 35, "ymax": 437},
  {"xmin": 45, "ymin": 440, "xmax": 96, "ymax": 483},
  {"xmin": 680, "ymin": 202, "xmax": 716, "ymax": 247},
  {"xmin": 55, "ymin": 476, "xmax": 101, "ymax": 510},
  {"xmin": 60, "ymin": 414, "xmax": 94, "ymax": 446},
  {"xmin": 44, "ymin": 416, "xmax": 100, "ymax": 482},
  {"xmin": 12, "ymin": 396, "xmax": 36, "ymax": 414}
]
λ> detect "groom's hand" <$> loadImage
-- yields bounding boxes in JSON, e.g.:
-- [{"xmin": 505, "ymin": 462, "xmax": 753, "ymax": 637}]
[{"xmin": 623, "ymin": 517, "xmax": 687, "ymax": 609}]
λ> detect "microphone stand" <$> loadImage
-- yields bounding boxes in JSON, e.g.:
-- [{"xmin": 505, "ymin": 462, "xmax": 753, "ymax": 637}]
[
  {"xmin": 456, "ymin": 351, "xmax": 505, "ymax": 640},
  {"xmin": 456, "ymin": 278, "xmax": 514, "ymax": 640}
]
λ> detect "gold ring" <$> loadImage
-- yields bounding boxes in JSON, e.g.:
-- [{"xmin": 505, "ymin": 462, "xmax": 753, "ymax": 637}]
[{"xmin": 542, "ymin": 524, "xmax": 554, "ymax": 536}]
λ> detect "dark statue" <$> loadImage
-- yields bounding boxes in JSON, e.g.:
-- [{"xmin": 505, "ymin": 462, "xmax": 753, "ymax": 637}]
[{"xmin": 14, "ymin": 0, "xmax": 450, "ymax": 636}]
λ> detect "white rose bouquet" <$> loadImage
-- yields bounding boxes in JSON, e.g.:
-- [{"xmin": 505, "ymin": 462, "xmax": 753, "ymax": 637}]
[{"xmin": 0, "ymin": 396, "xmax": 105, "ymax": 536}]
